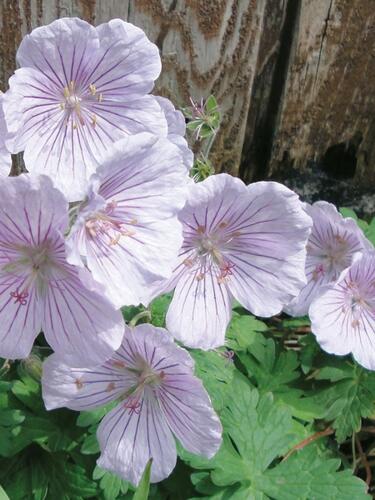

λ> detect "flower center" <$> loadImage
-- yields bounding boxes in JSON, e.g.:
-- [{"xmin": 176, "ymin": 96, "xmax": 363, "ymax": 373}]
[
  {"xmin": 2, "ymin": 242, "xmax": 58, "ymax": 305},
  {"xmin": 60, "ymin": 81, "xmax": 103, "ymax": 129},
  {"xmin": 85, "ymin": 200, "xmax": 137, "ymax": 247},
  {"xmin": 113, "ymin": 358, "xmax": 165, "ymax": 415},
  {"xmin": 185, "ymin": 222, "xmax": 239, "ymax": 284}
]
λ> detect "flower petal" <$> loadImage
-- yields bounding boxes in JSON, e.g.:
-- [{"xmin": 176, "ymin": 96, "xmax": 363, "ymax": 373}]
[
  {"xmin": 159, "ymin": 372, "xmax": 222, "ymax": 458},
  {"xmin": 166, "ymin": 267, "xmax": 232, "ymax": 349},
  {"xmin": 42, "ymin": 352, "xmax": 134, "ymax": 411},
  {"xmin": 42, "ymin": 264, "xmax": 124, "ymax": 366},
  {"xmin": 154, "ymin": 96, "xmax": 193, "ymax": 171},
  {"xmin": 0, "ymin": 272, "xmax": 41, "ymax": 359},
  {"xmin": 97, "ymin": 391, "xmax": 177, "ymax": 485},
  {"xmin": 225, "ymin": 181, "xmax": 312, "ymax": 316}
]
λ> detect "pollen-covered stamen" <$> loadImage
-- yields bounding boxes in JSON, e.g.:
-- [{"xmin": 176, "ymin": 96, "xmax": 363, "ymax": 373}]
[
  {"xmin": 85, "ymin": 201, "xmax": 137, "ymax": 247},
  {"xmin": 61, "ymin": 81, "xmax": 104, "ymax": 128},
  {"xmin": 10, "ymin": 289, "xmax": 28, "ymax": 305}
]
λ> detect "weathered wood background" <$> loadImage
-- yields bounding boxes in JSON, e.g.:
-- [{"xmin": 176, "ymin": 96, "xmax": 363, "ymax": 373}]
[{"xmin": 1, "ymin": 0, "xmax": 375, "ymax": 187}]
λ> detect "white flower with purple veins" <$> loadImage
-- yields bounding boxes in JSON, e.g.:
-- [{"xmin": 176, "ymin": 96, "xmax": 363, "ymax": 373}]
[
  {"xmin": 0, "ymin": 174, "xmax": 124, "ymax": 364},
  {"xmin": 310, "ymin": 252, "xmax": 375, "ymax": 370},
  {"xmin": 42, "ymin": 323, "xmax": 222, "ymax": 485},
  {"xmin": 0, "ymin": 93, "xmax": 11, "ymax": 177},
  {"xmin": 285, "ymin": 201, "xmax": 370, "ymax": 317},
  {"xmin": 154, "ymin": 96, "xmax": 193, "ymax": 172},
  {"xmin": 149, "ymin": 174, "xmax": 312, "ymax": 349},
  {"xmin": 67, "ymin": 133, "xmax": 189, "ymax": 308},
  {"xmin": 3, "ymin": 17, "xmax": 168, "ymax": 201}
]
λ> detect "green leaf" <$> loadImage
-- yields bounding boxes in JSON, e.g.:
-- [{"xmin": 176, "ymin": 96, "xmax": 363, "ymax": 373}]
[
  {"xmin": 181, "ymin": 375, "xmax": 370, "ymax": 499},
  {"xmin": 0, "ymin": 484, "xmax": 9, "ymax": 500},
  {"xmin": 93, "ymin": 466, "xmax": 130, "ymax": 500},
  {"xmin": 0, "ymin": 409, "xmax": 24, "ymax": 426},
  {"xmin": 190, "ymin": 349, "xmax": 234, "ymax": 411},
  {"xmin": 225, "ymin": 312, "xmax": 267, "ymax": 352},
  {"xmin": 81, "ymin": 432, "xmax": 100, "ymax": 455},
  {"xmin": 11, "ymin": 374, "xmax": 42, "ymax": 412},
  {"xmin": 339, "ymin": 207, "xmax": 368, "ymax": 231},
  {"xmin": 261, "ymin": 446, "xmax": 370, "ymax": 500},
  {"xmin": 149, "ymin": 294, "xmax": 172, "ymax": 328},
  {"xmin": 133, "ymin": 459, "xmax": 152, "ymax": 500},
  {"xmin": 205, "ymin": 95, "xmax": 218, "ymax": 113},
  {"xmin": 311, "ymin": 361, "xmax": 375, "ymax": 442},
  {"xmin": 77, "ymin": 406, "xmax": 111, "ymax": 428}
]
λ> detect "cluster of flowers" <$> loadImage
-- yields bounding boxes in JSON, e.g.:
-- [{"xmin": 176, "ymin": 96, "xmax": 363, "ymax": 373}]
[{"xmin": 0, "ymin": 16, "xmax": 373, "ymax": 485}]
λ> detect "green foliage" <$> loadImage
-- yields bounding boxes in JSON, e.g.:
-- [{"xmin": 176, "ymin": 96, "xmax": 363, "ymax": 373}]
[{"xmin": 339, "ymin": 207, "xmax": 375, "ymax": 246}]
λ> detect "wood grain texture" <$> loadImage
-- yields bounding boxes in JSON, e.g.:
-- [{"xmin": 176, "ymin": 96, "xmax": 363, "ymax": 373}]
[
  {"xmin": 0, "ymin": 0, "xmax": 375, "ymax": 185},
  {"xmin": 264, "ymin": 0, "xmax": 375, "ymax": 185}
]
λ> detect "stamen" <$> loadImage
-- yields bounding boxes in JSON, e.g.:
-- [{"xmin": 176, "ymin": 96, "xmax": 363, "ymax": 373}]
[
  {"xmin": 98, "ymin": 93, "xmax": 103, "ymax": 102},
  {"xmin": 89, "ymin": 83, "xmax": 97, "ymax": 95},
  {"xmin": 91, "ymin": 115, "xmax": 97, "ymax": 128},
  {"xmin": 112, "ymin": 360, "xmax": 126, "ymax": 369},
  {"xmin": 106, "ymin": 382, "xmax": 116, "ymax": 392},
  {"xmin": 75, "ymin": 378, "xmax": 84, "ymax": 390}
]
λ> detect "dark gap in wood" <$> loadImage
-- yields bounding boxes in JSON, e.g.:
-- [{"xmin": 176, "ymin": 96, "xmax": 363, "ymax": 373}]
[
  {"xmin": 320, "ymin": 134, "xmax": 362, "ymax": 180},
  {"xmin": 239, "ymin": 0, "xmax": 301, "ymax": 183}
]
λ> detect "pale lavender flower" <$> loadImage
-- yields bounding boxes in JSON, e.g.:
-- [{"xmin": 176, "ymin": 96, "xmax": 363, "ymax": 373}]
[
  {"xmin": 148, "ymin": 174, "xmax": 312, "ymax": 349},
  {"xmin": 0, "ymin": 94, "xmax": 11, "ymax": 177},
  {"xmin": 3, "ymin": 18, "xmax": 167, "ymax": 201},
  {"xmin": 285, "ymin": 201, "xmax": 370, "ymax": 317},
  {"xmin": 154, "ymin": 96, "xmax": 193, "ymax": 172},
  {"xmin": 42, "ymin": 323, "xmax": 222, "ymax": 485},
  {"xmin": 66, "ymin": 133, "xmax": 189, "ymax": 308},
  {"xmin": 0, "ymin": 174, "xmax": 124, "ymax": 364},
  {"xmin": 310, "ymin": 252, "xmax": 375, "ymax": 370}
]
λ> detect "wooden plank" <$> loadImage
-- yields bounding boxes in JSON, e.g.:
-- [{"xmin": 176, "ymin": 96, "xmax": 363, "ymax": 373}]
[{"xmin": 265, "ymin": 0, "xmax": 375, "ymax": 185}]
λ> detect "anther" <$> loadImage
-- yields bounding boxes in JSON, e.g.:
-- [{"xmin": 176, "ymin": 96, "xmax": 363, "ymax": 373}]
[
  {"xmin": 89, "ymin": 84, "xmax": 97, "ymax": 95},
  {"xmin": 75, "ymin": 378, "xmax": 84, "ymax": 390}
]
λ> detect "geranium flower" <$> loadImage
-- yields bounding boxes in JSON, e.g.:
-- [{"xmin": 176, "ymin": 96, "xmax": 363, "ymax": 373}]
[
  {"xmin": 154, "ymin": 96, "xmax": 193, "ymax": 172},
  {"xmin": 310, "ymin": 252, "xmax": 375, "ymax": 370},
  {"xmin": 285, "ymin": 201, "xmax": 370, "ymax": 317},
  {"xmin": 42, "ymin": 323, "xmax": 222, "ymax": 485},
  {"xmin": 66, "ymin": 133, "xmax": 189, "ymax": 308},
  {"xmin": 0, "ymin": 93, "xmax": 11, "ymax": 177},
  {"xmin": 0, "ymin": 174, "xmax": 123, "ymax": 364},
  {"xmin": 148, "ymin": 174, "xmax": 312, "ymax": 349},
  {"xmin": 3, "ymin": 17, "xmax": 167, "ymax": 201}
]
